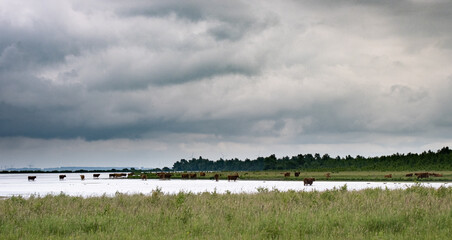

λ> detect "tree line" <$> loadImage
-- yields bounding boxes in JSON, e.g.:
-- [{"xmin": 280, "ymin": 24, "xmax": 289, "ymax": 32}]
[{"xmin": 172, "ymin": 147, "xmax": 452, "ymax": 171}]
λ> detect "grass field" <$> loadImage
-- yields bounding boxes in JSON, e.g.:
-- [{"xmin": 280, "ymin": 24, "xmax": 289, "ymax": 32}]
[
  {"xmin": 1, "ymin": 185, "xmax": 451, "ymax": 239},
  {"xmin": 134, "ymin": 170, "xmax": 452, "ymax": 182}
]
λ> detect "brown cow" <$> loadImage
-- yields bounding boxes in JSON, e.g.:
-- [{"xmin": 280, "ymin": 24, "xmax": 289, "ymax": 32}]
[
  {"xmin": 127, "ymin": 173, "xmax": 134, "ymax": 177},
  {"xmin": 93, "ymin": 174, "xmax": 100, "ymax": 179},
  {"xmin": 432, "ymin": 173, "xmax": 443, "ymax": 177},
  {"xmin": 214, "ymin": 174, "xmax": 220, "ymax": 182},
  {"xmin": 80, "ymin": 175, "xmax": 85, "ymax": 180},
  {"xmin": 200, "ymin": 172, "xmax": 206, "ymax": 177},
  {"xmin": 141, "ymin": 174, "xmax": 147, "ymax": 180},
  {"xmin": 283, "ymin": 172, "xmax": 290, "ymax": 177},
  {"xmin": 415, "ymin": 172, "xmax": 429, "ymax": 179},
  {"xmin": 28, "ymin": 176, "xmax": 36, "ymax": 181},
  {"xmin": 294, "ymin": 172, "xmax": 300, "ymax": 177},
  {"xmin": 156, "ymin": 172, "xmax": 172, "ymax": 179},
  {"xmin": 405, "ymin": 173, "xmax": 413, "ymax": 177},
  {"xmin": 59, "ymin": 175, "xmax": 66, "ymax": 180},
  {"xmin": 303, "ymin": 178, "xmax": 315, "ymax": 186},
  {"xmin": 416, "ymin": 172, "xmax": 429, "ymax": 179},
  {"xmin": 325, "ymin": 173, "xmax": 331, "ymax": 179},
  {"xmin": 181, "ymin": 173, "xmax": 189, "ymax": 179},
  {"xmin": 228, "ymin": 173, "xmax": 239, "ymax": 182},
  {"xmin": 384, "ymin": 174, "xmax": 392, "ymax": 178},
  {"xmin": 189, "ymin": 173, "xmax": 197, "ymax": 179}
]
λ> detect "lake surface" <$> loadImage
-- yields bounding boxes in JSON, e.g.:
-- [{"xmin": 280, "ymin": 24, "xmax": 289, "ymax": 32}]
[{"xmin": 0, "ymin": 173, "xmax": 449, "ymax": 198}]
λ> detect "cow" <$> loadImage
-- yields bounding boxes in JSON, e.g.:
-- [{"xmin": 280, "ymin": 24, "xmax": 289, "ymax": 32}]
[
  {"xmin": 127, "ymin": 173, "xmax": 134, "ymax": 177},
  {"xmin": 181, "ymin": 173, "xmax": 189, "ymax": 179},
  {"xmin": 141, "ymin": 174, "xmax": 147, "ymax": 180},
  {"xmin": 384, "ymin": 174, "xmax": 392, "ymax": 178},
  {"xmin": 93, "ymin": 174, "xmax": 100, "ymax": 179},
  {"xmin": 405, "ymin": 173, "xmax": 413, "ymax": 177},
  {"xmin": 156, "ymin": 172, "xmax": 172, "ymax": 179},
  {"xmin": 109, "ymin": 173, "xmax": 115, "ymax": 178},
  {"xmin": 189, "ymin": 173, "xmax": 197, "ymax": 179},
  {"xmin": 28, "ymin": 176, "xmax": 36, "ymax": 181},
  {"xmin": 59, "ymin": 175, "xmax": 66, "ymax": 180},
  {"xmin": 283, "ymin": 172, "xmax": 290, "ymax": 177},
  {"xmin": 227, "ymin": 173, "xmax": 239, "ymax": 182},
  {"xmin": 200, "ymin": 172, "xmax": 206, "ymax": 177},
  {"xmin": 80, "ymin": 175, "xmax": 85, "ymax": 180},
  {"xmin": 325, "ymin": 173, "xmax": 331, "ymax": 179},
  {"xmin": 303, "ymin": 178, "xmax": 315, "ymax": 186},
  {"xmin": 294, "ymin": 172, "xmax": 300, "ymax": 177},
  {"xmin": 432, "ymin": 173, "xmax": 443, "ymax": 177},
  {"xmin": 214, "ymin": 174, "xmax": 220, "ymax": 182},
  {"xmin": 416, "ymin": 172, "xmax": 429, "ymax": 179}
]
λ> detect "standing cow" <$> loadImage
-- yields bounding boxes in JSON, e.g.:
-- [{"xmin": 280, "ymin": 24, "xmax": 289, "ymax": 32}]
[
  {"xmin": 28, "ymin": 176, "xmax": 36, "ymax": 181},
  {"xmin": 228, "ymin": 173, "xmax": 239, "ymax": 182},
  {"xmin": 303, "ymin": 178, "xmax": 315, "ymax": 186},
  {"xmin": 141, "ymin": 174, "xmax": 147, "ymax": 180},
  {"xmin": 59, "ymin": 175, "xmax": 66, "ymax": 180}
]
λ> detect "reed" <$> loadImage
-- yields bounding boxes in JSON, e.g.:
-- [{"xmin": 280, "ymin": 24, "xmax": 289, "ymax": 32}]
[{"xmin": 1, "ymin": 185, "xmax": 451, "ymax": 239}]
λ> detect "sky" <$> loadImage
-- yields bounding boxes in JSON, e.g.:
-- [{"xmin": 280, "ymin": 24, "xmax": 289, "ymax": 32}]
[{"xmin": 1, "ymin": 0, "xmax": 452, "ymax": 169}]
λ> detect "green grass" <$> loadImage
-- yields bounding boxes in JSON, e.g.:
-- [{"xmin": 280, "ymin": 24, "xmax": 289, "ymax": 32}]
[{"xmin": 1, "ymin": 185, "xmax": 451, "ymax": 239}]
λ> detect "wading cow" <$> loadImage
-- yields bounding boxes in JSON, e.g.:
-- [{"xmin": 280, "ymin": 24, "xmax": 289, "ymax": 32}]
[
  {"xmin": 303, "ymin": 178, "xmax": 315, "ymax": 186},
  {"xmin": 80, "ymin": 175, "xmax": 85, "ymax": 180},
  {"xmin": 59, "ymin": 175, "xmax": 66, "ymax": 180},
  {"xmin": 28, "ymin": 176, "xmax": 36, "ymax": 181},
  {"xmin": 93, "ymin": 174, "xmax": 100, "ymax": 179}
]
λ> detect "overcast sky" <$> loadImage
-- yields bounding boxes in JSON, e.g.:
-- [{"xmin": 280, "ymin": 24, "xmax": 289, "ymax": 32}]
[{"xmin": 1, "ymin": 0, "xmax": 452, "ymax": 168}]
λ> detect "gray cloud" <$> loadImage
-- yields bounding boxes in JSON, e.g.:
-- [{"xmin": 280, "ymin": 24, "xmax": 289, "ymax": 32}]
[{"xmin": 1, "ymin": 0, "xmax": 452, "ymax": 167}]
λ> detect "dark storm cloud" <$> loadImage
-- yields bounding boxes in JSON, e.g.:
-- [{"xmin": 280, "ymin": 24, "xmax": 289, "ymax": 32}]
[{"xmin": 2, "ymin": 0, "xmax": 452, "ymax": 168}]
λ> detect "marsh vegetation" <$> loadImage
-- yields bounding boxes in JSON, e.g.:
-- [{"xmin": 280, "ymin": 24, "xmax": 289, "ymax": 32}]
[{"xmin": 1, "ymin": 185, "xmax": 451, "ymax": 239}]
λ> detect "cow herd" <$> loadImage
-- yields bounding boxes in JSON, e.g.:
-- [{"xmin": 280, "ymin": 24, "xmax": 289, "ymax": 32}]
[
  {"xmin": 27, "ymin": 173, "xmax": 111, "ymax": 181},
  {"xmin": 383, "ymin": 172, "xmax": 444, "ymax": 179},
  {"xmin": 28, "ymin": 171, "xmax": 443, "ymax": 183}
]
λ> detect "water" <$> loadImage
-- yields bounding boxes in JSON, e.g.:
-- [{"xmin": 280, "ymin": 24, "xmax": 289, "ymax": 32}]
[{"xmin": 0, "ymin": 173, "xmax": 448, "ymax": 198}]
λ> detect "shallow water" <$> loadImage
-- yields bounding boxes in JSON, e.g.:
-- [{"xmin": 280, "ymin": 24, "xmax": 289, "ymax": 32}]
[{"xmin": 0, "ymin": 173, "xmax": 448, "ymax": 197}]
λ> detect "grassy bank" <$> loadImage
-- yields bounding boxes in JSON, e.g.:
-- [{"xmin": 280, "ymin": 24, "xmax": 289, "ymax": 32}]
[
  {"xmin": 133, "ymin": 170, "xmax": 452, "ymax": 182},
  {"xmin": 1, "ymin": 186, "xmax": 451, "ymax": 239}
]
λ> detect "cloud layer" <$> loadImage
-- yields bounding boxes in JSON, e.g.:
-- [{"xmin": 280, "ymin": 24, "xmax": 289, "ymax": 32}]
[{"xmin": 1, "ymin": 0, "xmax": 452, "ymax": 167}]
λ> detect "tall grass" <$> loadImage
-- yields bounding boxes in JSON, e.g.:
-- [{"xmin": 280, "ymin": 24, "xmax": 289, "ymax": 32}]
[{"xmin": 1, "ymin": 185, "xmax": 451, "ymax": 239}]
